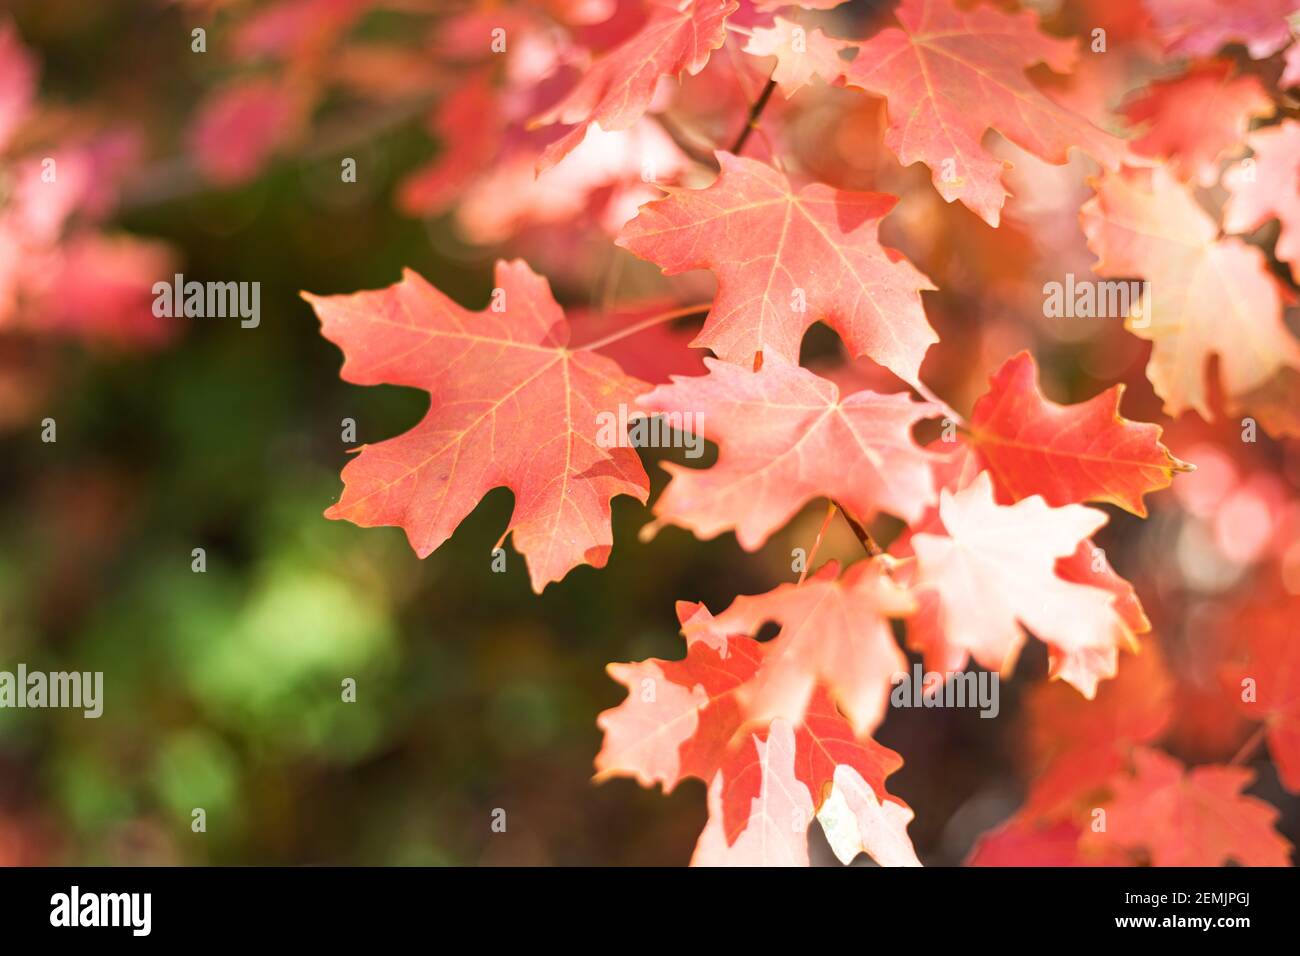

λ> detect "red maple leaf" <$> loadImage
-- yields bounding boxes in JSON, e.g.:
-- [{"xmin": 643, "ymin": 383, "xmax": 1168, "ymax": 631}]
[
  {"xmin": 1222, "ymin": 595, "xmax": 1300, "ymax": 793},
  {"xmin": 1224, "ymin": 119, "xmax": 1300, "ymax": 281},
  {"xmin": 531, "ymin": 0, "xmax": 738, "ymax": 170},
  {"xmin": 842, "ymin": 0, "xmax": 1124, "ymax": 226},
  {"xmin": 742, "ymin": 17, "xmax": 852, "ymax": 98},
  {"xmin": 909, "ymin": 471, "xmax": 1132, "ymax": 698},
  {"xmin": 638, "ymin": 354, "xmax": 940, "ymax": 549},
  {"xmin": 1087, "ymin": 747, "xmax": 1293, "ymax": 866},
  {"xmin": 618, "ymin": 152, "xmax": 938, "ymax": 384},
  {"xmin": 682, "ymin": 559, "xmax": 914, "ymax": 736},
  {"xmin": 1120, "ymin": 60, "xmax": 1274, "ymax": 188},
  {"xmin": 1143, "ymin": 0, "xmax": 1299, "ymax": 58},
  {"xmin": 1080, "ymin": 166, "xmax": 1300, "ymax": 423},
  {"xmin": 302, "ymin": 260, "xmax": 650, "ymax": 593},
  {"xmin": 597, "ymin": 602, "xmax": 907, "ymax": 840},
  {"xmin": 968, "ymin": 350, "xmax": 1190, "ymax": 517}
]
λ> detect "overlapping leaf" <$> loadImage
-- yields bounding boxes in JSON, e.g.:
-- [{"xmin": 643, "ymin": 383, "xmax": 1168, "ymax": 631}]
[
  {"xmin": 842, "ymin": 0, "xmax": 1124, "ymax": 226},
  {"xmin": 531, "ymin": 0, "xmax": 738, "ymax": 170},
  {"xmin": 682, "ymin": 559, "xmax": 914, "ymax": 736},
  {"xmin": 910, "ymin": 472, "xmax": 1130, "ymax": 698},
  {"xmin": 1222, "ymin": 595, "xmax": 1300, "ymax": 793},
  {"xmin": 1224, "ymin": 119, "xmax": 1300, "ymax": 280},
  {"xmin": 1121, "ymin": 60, "xmax": 1274, "ymax": 187},
  {"xmin": 1142, "ymin": 0, "xmax": 1299, "ymax": 58},
  {"xmin": 638, "ymin": 354, "xmax": 939, "ymax": 549},
  {"xmin": 1080, "ymin": 166, "xmax": 1300, "ymax": 421},
  {"xmin": 1087, "ymin": 747, "xmax": 1292, "ymax": 866},
  {"xmin": 742, "ymin": 17, "xmax": 851, "ymax": 98},
  {"xmin": 618, "ymin": 152, "xmax": 938, "ymax": 383}
]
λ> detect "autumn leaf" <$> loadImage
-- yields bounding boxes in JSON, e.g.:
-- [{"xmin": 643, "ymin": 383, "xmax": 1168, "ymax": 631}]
[
  {"xmin": 1080, "ymin": 165, "xmax": 1300, "ymax": 422},
  {"xmin": 1143, "ymin": 0, "xmax": 1299, "ymax": 58},
  {"xmin": 595, "ymin": 601, "xmax": 764, "ymax": 793},
  {"xmin": 597, "ymin": 602, "xmax": 909, "ymax": 840},
  {"xmin": 691, "ymin": 720, "xmax": 814, "ymax": 866},
  {"xmin": 638, "ymin": 354, "xmax": 939, "ymax": 550},
  {"xmin": 742, "ymin": 17, "xmax": 851, "ymax": 98},
  {"xmin": 1222, "ymin": 596, "xmax": 1300, "ymax": 793},
  {"xmin": 302, "ymin": 260, "xmax": 650, "ymax": 593},
  {"xmin": 816, "ymin": 765, "xmax": 922, "ymax": 866},
  {"xmin": 1224, "ymin": 119, "xmax": 1300, "ymax": 281},
  {"xmin": 968, "ymin": 819, "xmax": 1094, "ymax": 867},
  {"xmin": 910, "ymin": 472, "xmax": 1130, "ymax": 698},
  {"xmin": 842, "ymin": 0, "xmax": 1124, "ymax": 226},
  {"xmin": 1120, "ymin": 60, "xmax": 1274, "ymax": 187},
  {"xmin": 530, "ymin": 0, "xmax": 738, "ymax": 170},
  {"xmin": 682, "ymin": 559, "xmax": 914, "ymax": 736},
  {"xmin": 1023, "ymin": 638, "xmax": 1173, "ymax": 820},
  {"xmin": 397, "ymin": 70, "xmax": 502, "ymax": 217},
  {"xmin": 617, "ymin": 152, "xmax": 938, "ymax": 384},
  {"xmin": 1087, "ymin": 747, "xmax": 1293, "ymax": 866},
  {"xmin": 188, "ymin": 78, "xmax": 305, "ymax": 185},
  {"xmin": 0, "ymin": 19, "xmax": 35, "ymax": 154},
  {"xmin": 968, "ymin": 350, "xmax": 1190, "ymax": 517}
]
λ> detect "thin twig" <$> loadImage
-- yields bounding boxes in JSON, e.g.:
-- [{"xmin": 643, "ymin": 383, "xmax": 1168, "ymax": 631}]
[
  {"xmin": 728, "ymin": 77, "xmax": 777, "ymax": 157},
  {"xmin": 832, "ymin": 499, "xmax": 883, "ymax": 557},
  {"xmin": 800, "ymin": 501, "xmax": 838, "ymax": 584},
  {"xmin": 1228, "ymin": 725, "xmax": 1268, "ymax": 766}
]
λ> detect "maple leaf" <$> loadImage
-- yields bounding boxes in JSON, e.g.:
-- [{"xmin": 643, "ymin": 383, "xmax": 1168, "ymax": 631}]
[
  {"xmin": 637, "ymin": 354, "xmax": 939, "ymax": 550},
  {"xmin": 188, "ymin": 78, "xmax": 306, "ymax": 185},
  {"xmin": 530, "ymin": 0, "xmax": 738, "ymax": 170},
  {"xmin": 396, "ymin": 70, "xmax": 502, "ymax": 217},
  {"xmin": 617, "ymin": 152, "xmax": 938, "ymax": 384},
  {"xmin": 691, "ymin": 720, "xmax": 814, "ymax": 866},
  {"xmin": 910, "ymin": 472, "xmax": 1129, "ymax": 698},
  {"xmin": 302, "ymin": 260, "xmax": 650, "ymax": 593},
  {"xmin": 1087, "ymin": 748, "xmax": 1293, "ymax": 866},
  {"xmin": 595, "ymin": 601, "xmax": 764, "ymax": 792},
  {"xmin": 1023, "ymin": 637, "xmax": 1172, "ymax": 820},
  {"xmin": 1224, "ymin": 119, "xmax": 1300, "ymax": 281},
  {"xmin": 742, "ymin": 17, "xmax": 851, "ymax": 98},
  {"xmin": 0, "ymin": 19, "xmax": 35, "ymax": 154},
  {"xmin": 968, "ymin": 350, "xmax": 1190, "ymax": 517},
  {"xmin": 1222, "ymin": 596, "xmax": 1300, "ymax": 793},
  {"xmin": 816, "ymin": 765, "xmax": 921, "ymax": 866},
  {"xmin": 1120, "ymin": 60, "xmax": 1274, "ymax": 188},
  {"xmin": 597, "ymin": 603, "xmax": 908, "ymax": 839},
  {"xmin": 842, "ymin": 0, "xmax": 1124, "ymax": 227},
  {"xmin": 683, "ymin": 559, "xmax": 914, "ymax": 736},
  {"xmin": 1080, "ymin": 165, "xmax": 1300, "ymax": 421},
  {"xmin": 1143, "ymin": 0, "xmax": 1299, "ymax": 58}
]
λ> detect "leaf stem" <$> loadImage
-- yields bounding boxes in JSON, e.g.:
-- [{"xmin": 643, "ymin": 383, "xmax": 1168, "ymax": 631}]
[
  {"xmin": 576, "ymin": 304, "xmax": 710, "ymax": 351},
  {"xmin": 728, "ymin": 76, "xmax": 778, "ymax": 157},
  {"xmin": 832, "ymin": 499, "xmax": 883, "ymax": 558},
  {"xmin": 800, "ymin": 501, "xmax": 838, "ymax": 584},
  {"xmin": 1228, "ymin": 725, "xmax": 1268, "ymax": 766}
]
